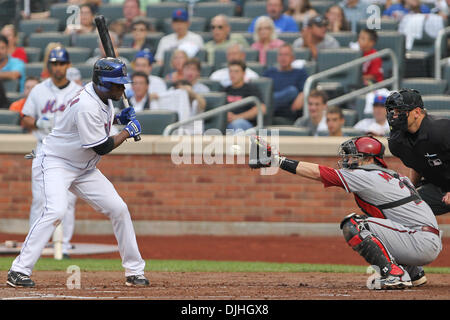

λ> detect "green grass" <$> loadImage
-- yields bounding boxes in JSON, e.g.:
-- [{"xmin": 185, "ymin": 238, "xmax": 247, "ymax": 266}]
[{"xmin": 0, "ymin": 257, "xmax": 449, "ymax": 274}]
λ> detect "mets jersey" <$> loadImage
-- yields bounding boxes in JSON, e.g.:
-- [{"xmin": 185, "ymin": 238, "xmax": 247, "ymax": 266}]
[
  {"xmin": 41, "ymin": 82, "xmax": 115, "ymax": 170},
  {"xmin": 22, "ymin": 78, "xmax": 83, "ymax": 144}
]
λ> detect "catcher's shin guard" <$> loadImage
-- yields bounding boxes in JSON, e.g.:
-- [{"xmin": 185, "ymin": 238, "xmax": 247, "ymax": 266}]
[{"xmin": 340, "ymin": 214, "xmax": 404, "ymax": 278}]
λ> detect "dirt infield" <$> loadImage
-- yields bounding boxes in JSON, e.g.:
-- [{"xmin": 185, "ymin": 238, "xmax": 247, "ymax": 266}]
[{"xmin": 0, "ymin": 234, "xmax": 449, "ymax": 300}]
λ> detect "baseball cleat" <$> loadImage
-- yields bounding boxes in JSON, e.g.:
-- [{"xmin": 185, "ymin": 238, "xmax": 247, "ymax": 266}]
[
  {"xmin": 411, "ymin": 270, "xmax": 427, "ymax": 287},
  {"xmin": 6, "ymin": 270, "xmax": 35, "ymax": 288},
  {"xmin": 373, "ymin": 265, "xmax": 412, "ymax": 290},
  {"xmin": 125, "ymin": 274, "xmax": 149, "ymax": 286}
]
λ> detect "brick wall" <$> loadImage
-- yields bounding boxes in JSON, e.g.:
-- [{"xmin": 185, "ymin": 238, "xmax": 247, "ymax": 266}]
[{"xmin": 1, "ymin": 153, "xmax": 449, "ymax": 225}]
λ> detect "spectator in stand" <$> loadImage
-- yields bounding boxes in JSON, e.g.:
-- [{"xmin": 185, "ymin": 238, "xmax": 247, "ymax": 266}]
[
  {"xmin": 155, "ymin": 9, "xmax": 204, "ymax": 65},
  {"xmin": 353, "ymin": 94, "xmax": 390, "ymax": 136},
  {"xmin": 248, "ymin": 0, "xmax": 299, "ymax": 33},
  {"xmin": 251, "ymin": 16, "xmax": 285, "ymax": 66},
  {"xmin": 284, "ymin": 0, "xmax": 318, "ymax": 26},
  {"xmin": 115, "ymin": 0, "xmax": 144, "ymax": 37},
  {"xmin": 129, "ymin": 17, "xmax": 154, "ymax": 52},
  {"xmin": 294, "ymin": 89, "xmax": 329, "ymax": 136},
  {"xmin": 1, "ymin": 25, "xmax": 28, "ymax": 63},
  {"xmin": 85, "ymin": 31, "xmax": 130, "ymax": 65},
  {"xmin": 383, "ymin": 0, "xmax": 431, "ymax": 20},
  {"xmin": 293, "ymin": 15, "xmax": 340, "ymax": 60},
  {"xmin": 165, "ymin": 49, "xmax": 188, "ymax": 82},
  {"xmin": 339, "ymin": 0, "xmax": 369, "ymax": 33},
  {"xmin": 224, "ymin": 60, "xmax": 266, "ymax": 131},
  {"xmin": 325, "ymin": 5, "xmax": 351, "ymax": 32},
  {"xmin": 64, "ymin": 3, "xmax": 96, "ymax": 35},
  {"xmin": 0, "ymin": 35, "xmax": 26, "ymax": 92},
  {"xmin": 126, "ymin": 72, "xmax": 151, "ymax": 111},
  {"xmin": 263, "ymin": 44, "xmax": 308, "ymax": 124},
  {"xmin": 358, "ymin": 28, "xmax": 383, "ymax": 86},
  {"xmin": 210, "ymin": 43, "xmax": 260, "ymax": 88},
  {"xmin": 325, "ymin": 106, "xmax": 345, "ymax": 137},
  {"xmin": 182, "ymin": 58, "xmax": 210, "ymax": 94},
  {"xmin": 9, "ymin": 77, "xmax": 40, "ymax": 115},
  {"xmin": 204, "ymin": 15, "xmax": 249, "ymax": 65}
]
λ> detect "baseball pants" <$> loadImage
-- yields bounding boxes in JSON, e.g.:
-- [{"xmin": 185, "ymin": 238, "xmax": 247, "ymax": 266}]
[{"xmin": 11, "ymin": 155, "xmax": 145, "ymax": 277}]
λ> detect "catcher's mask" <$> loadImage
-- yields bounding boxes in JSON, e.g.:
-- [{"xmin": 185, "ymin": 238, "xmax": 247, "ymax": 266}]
[
  {"xmin": 385, "ymin": 88, "xmax": 423, "ymax": 131},
  {"xmin": 338, "ymin": 136, "xmax": 387, "ymax": 169}
]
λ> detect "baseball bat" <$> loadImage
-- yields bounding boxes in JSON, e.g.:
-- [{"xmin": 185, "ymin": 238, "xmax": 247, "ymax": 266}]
[{"xmin": 94, "ymin": 15, "xmax": 141, "ymax": 141}]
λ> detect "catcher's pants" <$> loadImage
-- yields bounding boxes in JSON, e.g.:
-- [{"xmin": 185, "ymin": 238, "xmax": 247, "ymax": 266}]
[
  {"xmin": 366, "ymin": 217, "xmax": 442, "ymax": 271},
  {"xmin": 11, "ymin": 155, "xmax": 145, "ymax": 277}
]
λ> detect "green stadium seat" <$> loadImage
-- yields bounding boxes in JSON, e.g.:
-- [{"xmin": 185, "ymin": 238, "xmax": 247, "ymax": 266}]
[
  {"xmin": 19, "ymin": 19, "xmax": 60, "ymax": 37},
  {"xmin": 357, "ymin": 18, "xmax": 399, "ymax": 34},
  {"xmin": 98, "ymin": 4, "xmax": 124, "ymax": 23},
  {"xmin": 71, "ymin": 33, "xmax": 99, "ymax": 54},
  {"xmin": 6, "ymin": 92, "xmax": 24, "ymax": 105},
  {"xmin": 28, "ymin": 32, "xmax": 71, "ymax": 51},
  {"xmin": 375, "ymin": 31, "xmax": 405, "ymax": 78},
  {"xmin": 25, "ymin": 62, "xmax": 43, "ymax": 78},
  {"xmin": 200, "ymin": 63, "xmax": 213, "ymax": 77},
  {"xmin": 17, "ymin": 32, "xmax": 25, "ymax": 47},
  {"xmin": 147, "ymin": 2, "xmax": 186, "ymax": 31},
  {"xmin": 202, "ymin": 92, "xmax": 228, "ymax": 133},
  {"xmin": 66, "ymin": 47, "xmax": 91, "ymax": 63},
  {"xmin": 328, "ymin": 32, "xmax": 357, "ymax": 48},
  {"xmin": 0, "ymin": 110, "xmax": 21, "ymax": 125},
  {"xmin": 248, "ymin": 77, "xmax": 273, "ymax": 126},
  {"xmin": 72, "ymin": 63, "xmax": 93, "ymax": 79},
  {"xmin": 24, "ymin": 47, "xmax": 41, "ymax": 62},
  {"xmin": 401, "ymin": 78, "xmax": 447, "ymax": 96},
  {"xmin": 117, "ymin": 48, "xmax": 139, "ymax": 63},
  {"xmin": 428, "ymin": 110, "xmax": 450, "ymax": 119},
  {"xmin": 0, "ymin": 125, "xmax": 25, "ymax": 134},
  {"xmin": 151, "ymin": 64, "xmax": 162, "ymax": 76},
  {"xmin": 2, "ymin": 79, "xmax": 19, "ymax": 92},
  {"xmin": 343, "ymin": 109, "xmax": 358, "ymax": 126},
  {"xmin": 246, "ymin": 62, "xmax": 266, "ymax": 76},
  {"xmin": 278, "ymin": 33, "xmax": 300, "ymax": 45},
  {"xmin": 163, "ymin": 17, "xmax": 207, "ymax": 33},
  {"xmin": 422, "ymin": 95, "xmax": 450, "ymax": 111},
  {"xmin": 50, "ymin": 3, "xmax": 71, "ymax": 31},
  {"xmin": 227, "ymin": 17, "xmax": 253, "ymax": 32},
  {"xmin": 243, "ymin": 2, "xmax": 267, "ymax": 19},
  {"xmin": 197, "ymin": 78, "xmax": 222, "ymax": 92},
  {"xmin": 193, "ymin": 3, "xmax": 236, "ymax": 21},
  {"xmin": 312, "ymin": 1, "xmax": 335, "ymax": 15},
  {"xmin": 135, "ymin": 110, "xmax": 179, "ymax": 134}
]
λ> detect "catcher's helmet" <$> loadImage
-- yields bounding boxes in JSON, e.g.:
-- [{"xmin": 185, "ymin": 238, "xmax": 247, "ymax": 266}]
[
  {"xmin": 48, "ymin": 46, "xmax": 70, "ymax": 63},
  {"xmin": 338, "ymin": 136, "xmax": 387, "ymax": 169},
  {"xmin": 385, "ymin": 88, "xmax": 424, "ymax": 131},
  {"xmin": 92, "ymin": 57, "xmax": 131, "ymax": 92}
]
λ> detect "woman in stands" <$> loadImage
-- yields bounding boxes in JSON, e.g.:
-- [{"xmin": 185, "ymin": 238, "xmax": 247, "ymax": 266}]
[
  {"xmin": 0, "ymin": 25, "xmax": 28, "ymax": 63},
  {"xmin": 284, "ymin": 0, "xmax": 318, "ymax": 26},
  {"xmin": 251, "ymin": 16, "xmax": 285, "ymax": 66},
  {"xmin": 65, "ymin": 3, "xmax": 97, "ymax": 35},
  {"xmin": 325, "ymin": 5, "xmax": 350, "ymax": 32},
  {"xmin": 165, "ymin": 49, "xmax": 188, "ymax": 82}
]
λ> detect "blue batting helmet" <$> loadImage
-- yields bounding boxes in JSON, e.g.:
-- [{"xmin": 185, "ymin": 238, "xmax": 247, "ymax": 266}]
[
  {"xmin": 48, "ymin": 46, "xmax": 70, "ymax": 63},
  {"xmin": 92, "ymin": 57, "xmax": 131, "ymax": 92}
]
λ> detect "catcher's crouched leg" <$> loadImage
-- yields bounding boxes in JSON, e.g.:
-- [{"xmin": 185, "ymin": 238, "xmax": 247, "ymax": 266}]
[{"xmin": 340, "ymin": 213, "xmax": 407, "ymax": 280}]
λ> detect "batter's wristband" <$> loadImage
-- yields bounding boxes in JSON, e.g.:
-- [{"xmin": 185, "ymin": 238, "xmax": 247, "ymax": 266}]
[{"xmin": 279, "ymin": 158, "xmax": 299, "ymax": 174}]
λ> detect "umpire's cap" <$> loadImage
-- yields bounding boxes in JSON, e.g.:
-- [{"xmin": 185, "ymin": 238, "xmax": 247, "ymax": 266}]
[
  {"xmin": 385, "ymin": 88, "xmax": 424, "ymax": 112},
  {"xmin": 48, "ymin": 46, "xmax": 70, "ymax": 63},
  {"xmin": 93, "ymin": 57, "xmax": 131, "ymax": 90}
]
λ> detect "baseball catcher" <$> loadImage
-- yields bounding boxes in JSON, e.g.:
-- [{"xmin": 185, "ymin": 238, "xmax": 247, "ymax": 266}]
[{"xmin": 249, "ymin": 135, "xmax": 442, "ymax": 289}]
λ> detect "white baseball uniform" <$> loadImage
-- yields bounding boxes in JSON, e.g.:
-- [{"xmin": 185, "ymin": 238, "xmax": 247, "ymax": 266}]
[
  {"xmin": 21, "ymin": 78, "xmax": 83, "ymax": 255},
  {"xmin": 11, "ymin": 82, "xmax": 145, "ymax": 277}
]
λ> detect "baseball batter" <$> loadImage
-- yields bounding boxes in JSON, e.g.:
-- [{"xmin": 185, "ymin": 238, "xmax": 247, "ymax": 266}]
[
  {"xmin": 7, "ymin": 57, "xmax": 148, "ymax": 288},
  {"xmin": 250, "ymin": 135, "xmax": 442, "ymax": 289},
  {"xmin": 21, "ymin": 47, "xmax": 82, "ymax": 258}
]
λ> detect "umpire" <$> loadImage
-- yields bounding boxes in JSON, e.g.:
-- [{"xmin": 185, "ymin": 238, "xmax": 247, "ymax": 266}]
[{"xmin": 385, "ymin": 88, "xmax": 450, "ymax": 216}]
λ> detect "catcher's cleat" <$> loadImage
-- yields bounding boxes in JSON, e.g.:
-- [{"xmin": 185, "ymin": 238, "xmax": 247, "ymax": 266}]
[
  {"xmin": 6, "ymin": 270, "xmax": 35, "ymax": 288},
  {"xmin": 125, "ymin": 274, "xmax": 149, "ymax": 287},
  {"xmin": 372, "ymin": 265, "xmax": 412, "ymax": 290},
  {"xmin": 411, "ymin": 270, "xmax": 427, "ymax": 287}
]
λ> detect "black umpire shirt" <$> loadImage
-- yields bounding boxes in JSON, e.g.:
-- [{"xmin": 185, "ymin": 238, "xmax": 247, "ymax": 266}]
[{"xmin": 388, "ymin": 114, "xmax": 450, "ymax": 192}]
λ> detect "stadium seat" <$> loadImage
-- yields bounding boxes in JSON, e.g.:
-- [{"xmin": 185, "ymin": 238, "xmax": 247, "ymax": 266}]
[
  {"xmin": 200, "ymin": 63, "xmax": 213, "ymax": 77},
  {"xmin": 227, "ymin": 17, "xmax": 253, "ymax": 32},
  {"xmin": 357, "ymin": 18, "xmax": 399, "ymax": 34},
  {"xmin": 243, "ymin": 2, "xmax": 267, "ymax": 19},
  {"xmin": 28, "ymin": 32, "xmax": 71, "ymax": 51},
  {"xmin": 193, "ymin": 3, "xmax": 236, "ymax": 21},
  {"xmin": 72, "ymin": 63, "xmax": 93, "ymax": 79},
  {"xmin": 317, "ymin": 48, "xmax": 362, "ymax": 91},
  {"xmin": 71, "ymin": 33, "xmax": 99, "ymax": 54},
  {"xmin": 25, "ymin": 63, "xmax": 43, "ymax": 78},
  {"xmin": 265, "ymin": 48, "xmax": 311, "ymax": 67},
  {"xmin": 246, "ymin": 62, "xmax": 266, "ymax": 76},
  {"xmin": 0, "ymin": 125, "xmax": 25, "ymax": 134},
  {"xmin": 401, "ymin": 78, "xmax": 447, "ymax": 95},
  {"xmin": 2, "ymin": 79, "xmax": 19, "ymax": 93},
  {"xmin": 50, "ymin": 3, "xmax": 71, "ymax": 31},
  {"xmin": 162, "ymin": 17, "xmax": 207, "ymax": 33},
  {"xmin": 202, "ymin": 92, "xmax": 228, "ymax": 133},
  {"xmin": 343, "ymin": 109, "xmax": 358, "ymax": 126},
  {"xmin": 198, "ymin": 31, "xmax": 214, "ymax": 44},
  {"xmin": 6, "ymin": 92, "xmax": 24, "ymax": 105},
  {"xmin": 328, "ymin": 32, "xmax": 357, "ymax": 48},
  {"xmin": 17, "ymin": 32, "xmax": 25, "ymax": 47},
  {"xmin": 422, "ymin": 95, "xmax": 450, "ymax": 111},
  {"xmin": 98, "ymin": 4, "xmax": 124, "ymax": 23},
  {"xmin": 375, "ymin": 31, "xmax": 405, "ymax": 78},
  {"xmin": 147, "ymin": 2, "xmax": 187, "ymax": 29},
  {"xmin": 313, "ymin": 1, "xmax": 335, "ymax": 15},
  {"xmin": 248, "ymin": 77, "xmax": 273, "ymax": 125},
  {"xmin": 428, "ymin": 110, "xmax": 450, "ymax": 119},
  {"xmin": 354, "ymin": 94, "xmax": 369, "ymax": 120},
  {"xmin": 197, "ymin": 78, "xmax": 222, "ymax": 92},
  {"xmin": 117, "ymin": 48, "xmax": 139, "ymax": 63},
  {"xmin": 66, "ymin": 47, "xmax": 91, "ymax": 63},
  {"xmin": 260, "ymin": 126, "xmax": 310, "ymax": 136},
  {"xmin": 135, "ymin": 110, "xmax": 179, "ymax": 135},
  {"xmin": 24, "ymin": 47, "xmax": 41, "ymax": 62},
  {"xmin": 0, "ymin": 110, "xmax": 20, "ymax": 125},
  {"xmin": 151, "ymin": 64, "xmax": 162, "ymax": 77},
  {"xmin": 19, "ymin": 19, "xmax": 60, "ymax": 37},
  {"xmin": 304, "ymin": 61, "xmax": 317, "ymax": 76},
  {"xmin": 278, "ymin": 33, "xmax": 299, "ymax": 45}
]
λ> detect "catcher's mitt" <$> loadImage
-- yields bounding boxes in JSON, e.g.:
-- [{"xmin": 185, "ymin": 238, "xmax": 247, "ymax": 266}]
[{"xmin": 249, "ymin": 135, "xmax": 279, "ymax": 169}]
